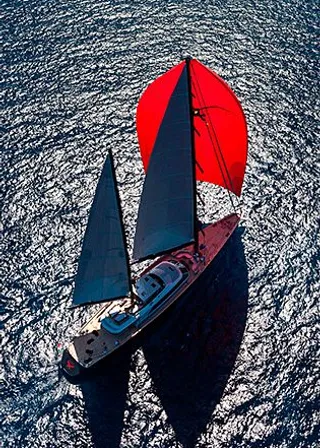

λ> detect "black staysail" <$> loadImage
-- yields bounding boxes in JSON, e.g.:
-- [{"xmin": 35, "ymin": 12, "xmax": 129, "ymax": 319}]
[
  {"xmin": 133, "ymin": 64, "xmax": 196, "ymax": 261},
  {"xmin": 73, "ymin": 153, "xmax": 131, "ymax": 306}
]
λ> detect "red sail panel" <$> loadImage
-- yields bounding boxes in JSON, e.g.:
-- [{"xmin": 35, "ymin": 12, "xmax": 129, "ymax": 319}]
[
  {"xmin": 136, "ymin": 62, "xmax": 185, "ymax": 171},
  {"xmin": 137, "ymin": 58, "xmax": 247, "ymax": 197},
  {"xmin": 189, "ymin": 59, "xmax": 247, "ymax": 196}
]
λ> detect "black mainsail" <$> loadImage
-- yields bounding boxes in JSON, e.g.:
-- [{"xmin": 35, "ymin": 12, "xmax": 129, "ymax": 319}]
[
  {"xmin": 133, "ymin": 64, "xmax": 196, "ymax": 261},
  {"xmin": 73, "ymin": 152, "xmax": 131, "ymax": 306}
]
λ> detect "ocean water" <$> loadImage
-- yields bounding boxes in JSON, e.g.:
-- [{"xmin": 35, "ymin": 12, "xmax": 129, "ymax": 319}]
[{"xmin": 1, "ymin": 1, "xmax": 319, "ymax": 447}]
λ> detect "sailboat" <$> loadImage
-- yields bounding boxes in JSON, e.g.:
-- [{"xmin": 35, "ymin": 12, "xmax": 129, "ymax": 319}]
[{"xmin": 61, "ymin": 57, "xmax": 247, "ymax": 377}]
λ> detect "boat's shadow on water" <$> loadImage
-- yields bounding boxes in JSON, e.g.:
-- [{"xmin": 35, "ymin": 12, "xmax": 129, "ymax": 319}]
[{"xmin": 80, "ymin": 228, "xmax": 248, "ymax": 448}]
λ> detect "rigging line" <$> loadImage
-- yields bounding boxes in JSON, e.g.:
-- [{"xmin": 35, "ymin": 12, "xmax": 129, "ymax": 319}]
[
  {"xmin": 190, "ymin": 95, "xmax": 227, "ymax": 189},
  {"xmin": 196, "ymin": 189, "xmax": 207, "ymax": 233},
  {"xmin": 194, "ymin": 81, "xmax": 239, "ymax": 215},
  {"xmin": 190, "ymin": 65, "xmax": 238, "ymax": 213},
  {"xmin": 191, "ymin": 66, "xmax": 236, "ymax": 198},
  {"xmin": 197, "ymin": 189, "xmax": 206, "ymax": 207},
  {"xmin": 190, "ymin": 69, "xmax": 233, "ymax": 191}
]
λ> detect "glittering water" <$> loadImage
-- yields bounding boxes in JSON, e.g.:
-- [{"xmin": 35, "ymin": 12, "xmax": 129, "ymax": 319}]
[{"xmin": 1, "ymin": 1, "xmax": 319, "ymax": 447}]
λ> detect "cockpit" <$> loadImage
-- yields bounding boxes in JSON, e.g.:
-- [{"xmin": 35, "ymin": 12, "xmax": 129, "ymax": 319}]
[
  {"xmin": 101, "ymin": 260, "xmax": 189, "ymax": 334},
  {"xmin": 134, "ymin": 260, "xmax": 188, "ymax": 303}
]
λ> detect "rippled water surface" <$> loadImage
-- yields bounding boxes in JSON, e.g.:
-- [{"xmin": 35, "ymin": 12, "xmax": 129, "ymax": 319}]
[{"xmin": 1, "ymin": 1, "xmax": 319, "ymax": 447}]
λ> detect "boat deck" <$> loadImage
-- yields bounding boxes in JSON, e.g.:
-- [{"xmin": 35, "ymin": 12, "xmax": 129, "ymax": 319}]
[{"xmin": 68, "ymin": 300, "xmax": 136, "ymax": 365}]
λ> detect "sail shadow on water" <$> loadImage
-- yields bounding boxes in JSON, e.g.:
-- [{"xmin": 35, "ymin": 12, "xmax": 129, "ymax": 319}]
[
  {"xmin": 77, "ymin": 229, "xmax": 247, "ymax": 448},
  {"xmin": 141, "ymin": 229, "xmax": 248, "ymax": 448},
  {"xmin": 80, "ymin": 343, "xmax": 133, "ymax": 448}
]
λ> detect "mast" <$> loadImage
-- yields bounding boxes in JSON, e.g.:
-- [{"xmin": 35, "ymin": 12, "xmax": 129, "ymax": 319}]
[{"xmin": 185, "ymin": 56, "xmax": 199, "ymax": 252}]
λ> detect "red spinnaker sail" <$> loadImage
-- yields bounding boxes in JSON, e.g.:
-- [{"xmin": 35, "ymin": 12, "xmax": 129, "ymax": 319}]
[{"xmin": 136, "ymin": 58, "xmax": 247, "ymax": 197}]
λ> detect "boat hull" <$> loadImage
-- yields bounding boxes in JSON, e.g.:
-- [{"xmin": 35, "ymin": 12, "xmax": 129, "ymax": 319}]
[{"xmin": 61, "ymin": 213, "xmax": 240, "ymax": 377}]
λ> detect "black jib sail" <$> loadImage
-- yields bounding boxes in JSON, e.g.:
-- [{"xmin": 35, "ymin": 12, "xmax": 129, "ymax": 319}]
[{"xmin": 72, "ymin": 152, "xmax": 131, "ymax": 306}]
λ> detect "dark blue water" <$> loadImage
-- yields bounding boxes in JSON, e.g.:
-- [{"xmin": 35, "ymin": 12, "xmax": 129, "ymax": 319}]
[{"xmin": 1, "ymin": 1, "xmax": 319, "ymax": 447}]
